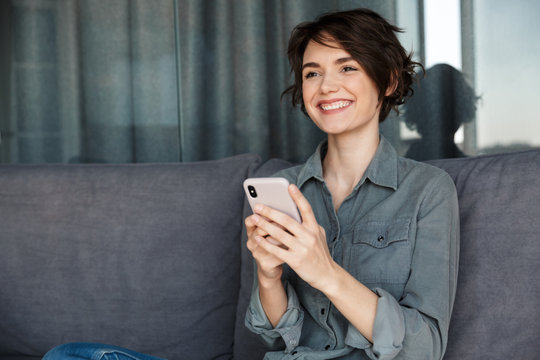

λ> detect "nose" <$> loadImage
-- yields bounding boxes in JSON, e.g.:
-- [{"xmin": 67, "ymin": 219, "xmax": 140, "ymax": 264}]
[{"xmin": 320, "ymin": 73, "xmax": 339, "ymax": 94}]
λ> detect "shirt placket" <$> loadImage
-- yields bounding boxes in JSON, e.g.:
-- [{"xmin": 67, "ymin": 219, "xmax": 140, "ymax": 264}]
[
  {"xmin": 324, "ymin": 183, "xmax": 363, "ymax": 352},
  {"xmin": 317, "ymin": 180, "xmax": 342, "ymax": 351}
]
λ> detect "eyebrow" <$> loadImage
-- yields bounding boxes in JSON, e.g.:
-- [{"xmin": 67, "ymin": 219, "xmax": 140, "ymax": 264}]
[{"xmin": 302, "ymin": 56, "xmax": 355, "ymax": 70}]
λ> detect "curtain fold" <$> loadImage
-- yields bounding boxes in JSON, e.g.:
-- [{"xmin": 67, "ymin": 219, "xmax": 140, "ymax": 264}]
[
  {"xmin": 0, "ymin": 0, "xmax": 12, "ymax": 163},
  {"xmin": 78, "ymin": 0, "xmax": 179, "ymax": 163},
  {"xmin": 177, "ymin": 0, "xmax": 397, "ymax": 162},
  {"xmin": 2, "ymin": 0, "xmax": 398, "ymax": 164}
]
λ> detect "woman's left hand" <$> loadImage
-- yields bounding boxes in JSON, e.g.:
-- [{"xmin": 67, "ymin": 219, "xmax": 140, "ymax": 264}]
[{"xmin": 251, "ymin": 184, "xmax": 336, "ymax": 291}]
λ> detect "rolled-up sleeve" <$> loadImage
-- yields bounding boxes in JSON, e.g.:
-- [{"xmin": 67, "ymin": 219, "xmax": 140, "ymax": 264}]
[
  {"xmin": 245, "ymin": 280, "xmax": 305, "ymax": 353},
  {"xmin": 345, "ymin": 288, "xmax": 405, "ymax": 358},
  {"xmin": 346, "ymin": 172, "xmax": 459, "ymax": 359}
]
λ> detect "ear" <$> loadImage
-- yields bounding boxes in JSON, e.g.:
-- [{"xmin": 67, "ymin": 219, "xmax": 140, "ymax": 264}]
[{"xmin": 385, "ymin": 71, "xmax": 399, "ymax": 96}]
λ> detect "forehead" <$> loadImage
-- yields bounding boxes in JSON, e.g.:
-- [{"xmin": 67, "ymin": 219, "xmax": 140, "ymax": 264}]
[{"xmin": 302, "ymin": 39, "xmax": 354, "ymax": 64}]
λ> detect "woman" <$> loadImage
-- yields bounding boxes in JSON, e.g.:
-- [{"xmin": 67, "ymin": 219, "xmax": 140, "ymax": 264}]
[
  {"xmin": 244, "ymin": 8, "xmax": 459, "ymax": 360},
  {"xmin": 43, "ymin": 8, "xmax": 458, "ymax": 360}
]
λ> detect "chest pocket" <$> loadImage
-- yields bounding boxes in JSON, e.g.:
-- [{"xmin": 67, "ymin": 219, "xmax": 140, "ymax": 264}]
[{"xmin": 347, "ymin": 217, "xmax": 412, "ymax": 287}]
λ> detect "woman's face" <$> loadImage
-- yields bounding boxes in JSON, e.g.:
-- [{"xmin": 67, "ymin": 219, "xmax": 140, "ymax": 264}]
[{"xmin": 301, "ymin": 39, "xmax": 382, "ymax": 137}]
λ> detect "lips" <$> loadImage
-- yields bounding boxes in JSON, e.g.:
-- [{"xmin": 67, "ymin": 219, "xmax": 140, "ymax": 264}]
[{"xmin": 318, "ymin": 100, "xmax": 352, "ymax": 111}]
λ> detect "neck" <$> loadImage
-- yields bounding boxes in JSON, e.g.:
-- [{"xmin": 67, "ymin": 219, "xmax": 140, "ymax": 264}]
[{"xmin": 323, "ymin": 130, "xmax": 380, "ymax": 190}]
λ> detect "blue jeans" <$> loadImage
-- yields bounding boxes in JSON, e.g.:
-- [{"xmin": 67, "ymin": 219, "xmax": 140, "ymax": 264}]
[{"xmin": 42, "ymin": 343, "xmax": 166, "ymax": 360}]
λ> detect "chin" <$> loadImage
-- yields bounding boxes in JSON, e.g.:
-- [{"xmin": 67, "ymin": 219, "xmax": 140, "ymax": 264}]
[{"xmin": 313, "ymin": 121, "xmax": 350, "ymax": 135}]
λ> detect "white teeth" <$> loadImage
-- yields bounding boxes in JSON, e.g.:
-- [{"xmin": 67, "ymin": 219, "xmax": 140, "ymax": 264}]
[{"xmin": 320, "ymin": 101, "xmax": 351, "ymax": 111}]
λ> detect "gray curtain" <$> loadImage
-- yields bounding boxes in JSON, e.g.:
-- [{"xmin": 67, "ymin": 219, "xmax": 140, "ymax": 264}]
[
  {"xmin": 0, "ymin": 1, "xmax": 11, "ymax": 163},
  {"xmin": 0, "ymin": 0, "xmax": 397, "ymax": 164}
]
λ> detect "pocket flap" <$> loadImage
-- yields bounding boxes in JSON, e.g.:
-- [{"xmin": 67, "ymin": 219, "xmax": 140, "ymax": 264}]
[{"xmin": 353, "ymin": 218, "xmax": 410, "ymax": 248}]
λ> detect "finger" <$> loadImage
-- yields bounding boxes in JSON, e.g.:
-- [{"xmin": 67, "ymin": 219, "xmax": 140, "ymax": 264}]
[
  {"xmin": 245, "ymin": 215, "xmax": 268, "ymax": 239},
  {"xmin": 253, "ymin": 203, "xmax": 302, "ymax": 235},
  {"xmin": 255, "ymin": 235, "xmax": 291, "ymax": 263},
  {"xmin": 248, "ymin": 234, "xmax": 278, "ymax": 255},
  {"xmin": 265, "ymin": 236, "xmax": 286, "ymax": 247},
  {"xmin": 254, "ymin": 227, "xmax": 269, "ymax": 238},
  {"xmin": 246, "ymin": 237, "xmax": 257, "ymax": 252},
  {"xmin": 252, "ymin": 248, "xmax": 285, "ymax": 275},
  {"xmin": 245, "ymin": 215, "xmax": 257, "ymax": 233},
  {"xmin": 252, "ymin": 210, "xmax": 295, "ymax": 249},
  {"xmin": 288, "ymin": 184, "xmax": 317, "ymax": 227},
  {"xmin": 246, "ymin": 228, "xmax": 261, "ymax": 252},
  {"xmin": 248, "ymin": 227, "xmax": 277, "ymax": 249}
]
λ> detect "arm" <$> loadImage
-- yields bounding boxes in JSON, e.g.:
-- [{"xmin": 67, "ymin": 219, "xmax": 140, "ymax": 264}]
[
  {"xmin": 258, "ymin": 275, "xmax": 287, "ymax": 328},
  {"xmin": 387, "ymin": 172, "xmax": 459, "ymax": 358},
  {"xmin": 321, "ymin": 263, "xmax": 379, "ymax": 342},
  {"xmin": 244, "ymin": 214, "xmax": 305, "ymax": 352},
  {"xmin": 345, "ymin": 172, "xmax": 460, "ymax": 359},
  {"xmin": 245, "ymin": 214, "xmax": 288, "ymax": 327},
  {"xmin": 252, "ymin": 184, "xmax": 379, "ymax": 342}
]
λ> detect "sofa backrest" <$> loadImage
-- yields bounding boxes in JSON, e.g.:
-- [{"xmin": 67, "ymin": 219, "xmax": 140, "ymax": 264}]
[
  {"xmin": 429, "ymin": 150, "xmax": 540, "ymax": 360},
  {"xmin": 1, "ymin": 149, "xmax": 538, "ymax": 360},
  {"xmin": 0, "ymin": 154, "xmax": 260, "ymax": 360}
]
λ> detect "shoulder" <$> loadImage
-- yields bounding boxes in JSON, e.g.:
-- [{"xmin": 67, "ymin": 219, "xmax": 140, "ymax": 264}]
[
  {"xmin": 397, "ymin": 156, "xmax": 457, "ymax": 197},
  {"xmin": 395, "ymin": 157, "xmax": 459, "ymax": 227}
]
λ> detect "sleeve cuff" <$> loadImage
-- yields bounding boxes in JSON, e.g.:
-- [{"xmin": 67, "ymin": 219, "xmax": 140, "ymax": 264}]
[
  {"xmin": 344, "ymin": 288, "xmax": 404, "ymax": 360},
  {"xmin": 245, "ymin": 282, "xmax": 304, "ymax": 353}
]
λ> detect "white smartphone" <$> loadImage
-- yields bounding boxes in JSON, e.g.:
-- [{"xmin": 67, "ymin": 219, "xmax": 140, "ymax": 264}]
[{"xmin": 243, "ymin": 177, "xmax": 301, "ymax": 223}]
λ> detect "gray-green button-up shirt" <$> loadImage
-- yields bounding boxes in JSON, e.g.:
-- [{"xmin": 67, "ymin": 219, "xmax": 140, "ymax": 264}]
[{"xmin": 246, "ymin": 136, "xmax": 459, "ymax": 360}]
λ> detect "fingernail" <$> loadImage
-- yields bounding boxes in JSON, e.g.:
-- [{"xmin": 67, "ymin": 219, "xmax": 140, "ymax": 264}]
[
  {"xmin": 254, "ymin": 204, "xmax": 263, "ymax": 212},
  {"xmin": 252, "ymin": 214, "xmax": 260, "ymax": 223},
  {"xmin": 255, "ymin": 235, "xmax": 262, "ymax": 243}
]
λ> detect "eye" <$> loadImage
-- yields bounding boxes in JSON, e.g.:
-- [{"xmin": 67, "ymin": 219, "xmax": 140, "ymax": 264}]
[
  {"xmin": 341, "ymin": 65, "xmax": 357, "ymax": 73},
  {"xmin": 304, "ymin": 71, "xmax": 319, "ymax": 79}
]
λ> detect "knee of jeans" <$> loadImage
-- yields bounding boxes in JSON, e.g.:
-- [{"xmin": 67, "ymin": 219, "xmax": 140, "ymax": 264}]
[
  {"xmin": 42, "ymin": 342, "xmax": 155, "ymax": 360},
  {"xmin": 42, "ymin": 343, "xmax": 82, "ymax": 360},
  {"xmin": 44, "ymin": 342, "xmax": 116, "ymax": 360}
]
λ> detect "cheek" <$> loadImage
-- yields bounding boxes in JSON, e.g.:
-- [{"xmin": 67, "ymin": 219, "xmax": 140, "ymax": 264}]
[
  {"xmin": 354, "ymin": 83, "xmax": 380, "ymax": 107},
  {"xmin": 302, "ymin": 81, "xmax": 317, "ymax": 101},
  {"xmin": 302, "ymin": 93, "xmax": 318, "ymax": 119},
  {"xmin": 302, "ymin": 90, "xmax": 320, "ymax": 120},
  {"xmin": 301, "ymin": 84, "xmax": 309, "ymax": 104}
]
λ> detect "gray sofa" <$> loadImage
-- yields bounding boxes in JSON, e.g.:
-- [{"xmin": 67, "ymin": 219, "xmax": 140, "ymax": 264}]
[{"xmin": 0, "ymin": 150, "xmax": 539, "ymax": 360}]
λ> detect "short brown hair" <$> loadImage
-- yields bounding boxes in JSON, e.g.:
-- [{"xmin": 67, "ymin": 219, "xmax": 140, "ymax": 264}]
[{"xmin": 282, "ymin": 8, "xmax": 423, "ymax": 122}]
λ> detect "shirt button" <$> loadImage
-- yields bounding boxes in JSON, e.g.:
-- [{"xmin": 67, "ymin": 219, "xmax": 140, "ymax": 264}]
[
  {"xmin": 325, "ymin": 345, "xmax": 331, "ymax": 350},
  {"xmin": 320, "ymin": 308, "xmax": 325, "ymax": 315},
  {"xmin": 377, "ymin": 235, "xmax": 384, "ymax": 242}
]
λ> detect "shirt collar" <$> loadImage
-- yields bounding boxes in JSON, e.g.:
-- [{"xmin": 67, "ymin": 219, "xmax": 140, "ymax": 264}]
[{"xmin": 296, "ymin": 135, "xmax": 398, "ymax": 191}]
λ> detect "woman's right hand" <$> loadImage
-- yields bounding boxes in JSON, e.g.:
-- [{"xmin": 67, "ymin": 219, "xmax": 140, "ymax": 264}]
[
  {"xmin": 246, "ymin": 214, "xmax": 289, "ymax": 328},
  {"xmin": 245, "ymin": 214, "xmax": 285, "ymax": 283}
]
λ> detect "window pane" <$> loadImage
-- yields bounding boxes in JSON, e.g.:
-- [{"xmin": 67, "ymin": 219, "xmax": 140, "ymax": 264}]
[{"xmin": 474, "ymin": 0, "xmax": 540, "ymax": 153}]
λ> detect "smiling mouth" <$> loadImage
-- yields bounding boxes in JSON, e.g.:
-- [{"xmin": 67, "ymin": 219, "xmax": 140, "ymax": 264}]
[{"xmin": 319, "ymin": 100, "xmax": 352, "ymax": 111}]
